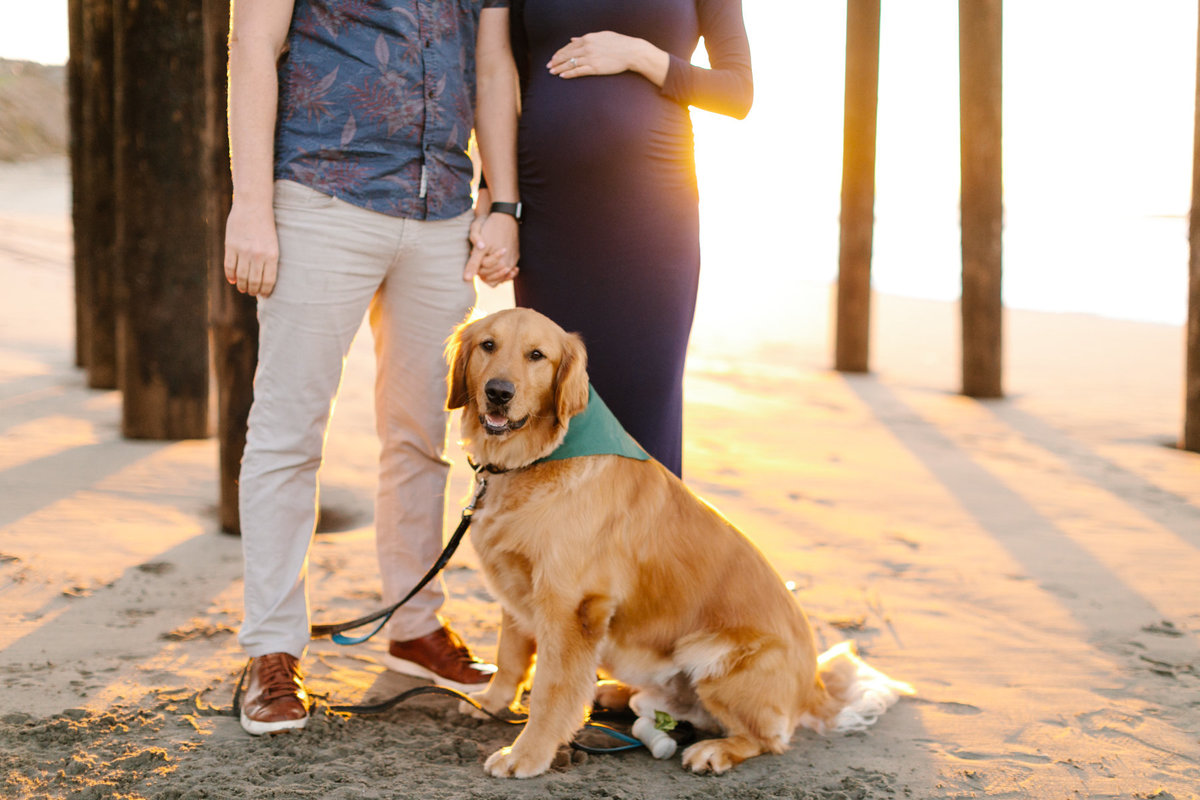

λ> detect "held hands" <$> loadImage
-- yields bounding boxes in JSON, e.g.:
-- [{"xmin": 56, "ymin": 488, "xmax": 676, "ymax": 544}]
[
  {"xmin": 464, "ymin": 211, "xmax": 520, "ymax": 288},
  {"xmin": 224, "ymin": 200, "xmax": 279, "ymax": 297}
]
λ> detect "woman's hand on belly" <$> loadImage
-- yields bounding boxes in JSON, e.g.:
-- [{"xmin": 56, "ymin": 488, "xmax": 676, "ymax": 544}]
[{"xmin": 547, "ymin": 31, "xmax": 669, "ymax": 88}]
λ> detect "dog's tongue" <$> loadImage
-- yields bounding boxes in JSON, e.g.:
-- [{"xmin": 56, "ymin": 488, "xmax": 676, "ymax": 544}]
[{"xmin": 486, "ymin": 413, "xmax": 509, "ymax": 429}]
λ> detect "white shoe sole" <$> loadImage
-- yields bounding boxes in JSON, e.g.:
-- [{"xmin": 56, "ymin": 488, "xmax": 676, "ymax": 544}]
[
  {"xmin": 240, "ymin": 709, "xmax": 308, "ymax": 736},
  {"xmin": 379, "ymin": 651, "xmax": 493, "ymax": 694}
]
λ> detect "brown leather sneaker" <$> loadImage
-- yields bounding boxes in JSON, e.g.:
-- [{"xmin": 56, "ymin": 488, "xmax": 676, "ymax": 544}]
[
  {"xmin": 382, "ymin": 623, "xmax": 497, "ymax": 692},
  {"xmin": 239, "ymin": 652, "xmax": 310, "ymax": 735}
]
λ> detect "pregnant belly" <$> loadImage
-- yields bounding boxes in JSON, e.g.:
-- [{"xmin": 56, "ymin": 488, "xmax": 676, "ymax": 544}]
[{"xmin": 519, "ymin": 71, "xmax": 694, "ymax": 182}]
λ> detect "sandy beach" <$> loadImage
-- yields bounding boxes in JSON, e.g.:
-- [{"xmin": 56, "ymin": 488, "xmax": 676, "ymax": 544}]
[{"xmin": 1, "ymin": 157, "xmax": 1198, "ymax": 799}]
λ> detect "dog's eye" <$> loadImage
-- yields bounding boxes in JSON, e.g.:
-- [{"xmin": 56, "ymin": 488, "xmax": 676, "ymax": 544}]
[
  {"xmin": 529, "ymin": 349, "xmax": 545, "ymax": 361},
  {"xmin": 480, "ymin": 339, "xmax": 495, "ymax": 352}
]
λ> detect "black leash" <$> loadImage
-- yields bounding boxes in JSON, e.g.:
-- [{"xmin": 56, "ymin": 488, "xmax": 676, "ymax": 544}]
[
  {"xmin": 226, "ymin": 661, "xmax": 649, "ymax": 753},
  {"xmin": 310, "ymin": 470, "xmax": 489, "ymax": 644}
]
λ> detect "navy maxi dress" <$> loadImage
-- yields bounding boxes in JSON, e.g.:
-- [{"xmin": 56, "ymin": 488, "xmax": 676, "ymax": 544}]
[{"xmin": 511, "ymin": 0, "xmax": 753, "ymax": 477}]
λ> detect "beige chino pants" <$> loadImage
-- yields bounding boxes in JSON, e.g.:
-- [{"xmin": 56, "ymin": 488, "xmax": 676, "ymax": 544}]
[{"xmin": 238, "ymin": 180, "xmax": 476, "ymax": 658}]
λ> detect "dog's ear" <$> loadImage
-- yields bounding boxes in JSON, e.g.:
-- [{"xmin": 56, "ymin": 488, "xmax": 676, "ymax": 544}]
[
  {"xmin": 445, "ymin": 318, "xmax": 476, "ymax": 410},
  {"xmin": 554, "ymin": 331, "xmax": 589, "ymax": 425}
]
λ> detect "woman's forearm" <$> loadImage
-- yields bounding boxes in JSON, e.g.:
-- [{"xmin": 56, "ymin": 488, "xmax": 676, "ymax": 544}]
[{"xmin": 475, "ymin": 8, "xmax": 520, "ymax": 204}]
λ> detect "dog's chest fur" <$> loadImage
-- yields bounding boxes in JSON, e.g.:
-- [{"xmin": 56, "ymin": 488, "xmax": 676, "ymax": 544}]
[{"xmin": 467, "ymin": 458, "xmax": 637, "ymax": 633}]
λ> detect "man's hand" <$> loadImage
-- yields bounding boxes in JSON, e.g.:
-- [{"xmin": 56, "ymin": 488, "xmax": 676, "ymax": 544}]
[{"xmin": 224, "ymin": 200, "xmax": 280, "ymax": 297}]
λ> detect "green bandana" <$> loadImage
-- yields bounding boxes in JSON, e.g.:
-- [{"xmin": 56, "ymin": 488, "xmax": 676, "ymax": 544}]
[{"xmin": 536, "ymin": 385, "xmax": 650, "ymax": 463}]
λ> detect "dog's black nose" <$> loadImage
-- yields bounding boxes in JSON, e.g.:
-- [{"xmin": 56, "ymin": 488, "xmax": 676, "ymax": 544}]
[{"xmin": 485, "ymin": 379, "xmax": 515, "ymax": 406}]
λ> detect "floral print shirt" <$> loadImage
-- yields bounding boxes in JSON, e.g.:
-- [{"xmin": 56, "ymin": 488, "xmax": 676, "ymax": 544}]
[{"xmin": 274, "ymin": 0, "xmax": 508, "ymax": 220}]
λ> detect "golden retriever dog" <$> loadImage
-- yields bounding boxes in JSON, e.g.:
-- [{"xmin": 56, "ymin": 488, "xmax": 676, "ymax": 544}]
[{"xmin": 446, "ymin": 308, "xmax": 912, "ymax": 778}]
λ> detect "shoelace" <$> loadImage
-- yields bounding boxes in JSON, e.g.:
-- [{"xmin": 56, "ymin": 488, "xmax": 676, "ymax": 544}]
[{"xmin": 255, "ymin": 655, "xmax": 306, "ymax": 704}]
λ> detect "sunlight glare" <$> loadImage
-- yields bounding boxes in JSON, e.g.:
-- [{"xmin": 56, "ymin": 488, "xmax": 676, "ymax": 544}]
[{"xmin": 692, "ymin": 0, "xmax": 1195, "ymax": 360}]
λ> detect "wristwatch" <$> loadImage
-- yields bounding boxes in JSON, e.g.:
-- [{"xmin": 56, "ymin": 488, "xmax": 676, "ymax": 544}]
[{"xmin": 490, "ymin": 201, "xmax": 523, "ymax": 221}]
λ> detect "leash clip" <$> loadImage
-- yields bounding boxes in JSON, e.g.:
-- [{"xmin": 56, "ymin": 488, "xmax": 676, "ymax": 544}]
[{"xmin": 465, "ymin": 474, "xmax": 487, "ymax": 516}]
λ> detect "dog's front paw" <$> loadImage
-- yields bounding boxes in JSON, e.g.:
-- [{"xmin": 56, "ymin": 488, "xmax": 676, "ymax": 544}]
[{"xmin": 484, "ymin": 745, "xmax": 554, "ymax": 778}]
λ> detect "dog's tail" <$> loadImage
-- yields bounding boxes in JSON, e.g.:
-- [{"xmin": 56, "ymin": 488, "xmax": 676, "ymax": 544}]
[{"xmin": 800, "ymin": 641, "xmax": 914, "ymax": 734}]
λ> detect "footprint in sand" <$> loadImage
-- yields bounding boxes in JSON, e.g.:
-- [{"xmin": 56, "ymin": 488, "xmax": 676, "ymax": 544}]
[
  {"xmin": 948, "ymin": 749, "xmax": 1052, "ymax": 764},
  {"xmin": 1141, "ymin": 620, "xmax": 1184, "ymax": 638},
  {"xmin": 910, "ymin": 697, "xmax": 984, "ymax": 716}
]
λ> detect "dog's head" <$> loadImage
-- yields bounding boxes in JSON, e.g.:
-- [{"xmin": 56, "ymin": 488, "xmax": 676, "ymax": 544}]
[{"xmin": 447, "ymin": 308, "xmax": 589, "ymax": 470}]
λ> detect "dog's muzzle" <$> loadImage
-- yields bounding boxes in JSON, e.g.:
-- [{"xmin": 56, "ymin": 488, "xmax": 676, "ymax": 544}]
[{"xmin": 480, "ymin": 378, "xmax": 529, "ymax": 435}]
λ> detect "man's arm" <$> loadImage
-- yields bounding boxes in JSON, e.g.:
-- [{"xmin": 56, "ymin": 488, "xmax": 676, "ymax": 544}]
[
  {"xmin": 224, "ymin": 0, "xmax": 294, "ymax": 297},
  {"xmin": 466, "ymin": 7, "xmax": 521, "ymax": 283}
]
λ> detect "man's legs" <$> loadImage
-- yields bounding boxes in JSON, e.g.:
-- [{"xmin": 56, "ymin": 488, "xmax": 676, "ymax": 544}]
[
  {"xmin": 237, "ymin": 181, "xmax": 397, "ymax": 731},
  {"xmin": 370, "ymin": 210, "xmax": 495, "ymax": 690}
]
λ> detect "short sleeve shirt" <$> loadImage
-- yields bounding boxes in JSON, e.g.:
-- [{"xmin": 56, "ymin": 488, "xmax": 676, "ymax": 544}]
[{"xmin": 274, "ymin": 0, "xmax": 508, "ymax": 220}]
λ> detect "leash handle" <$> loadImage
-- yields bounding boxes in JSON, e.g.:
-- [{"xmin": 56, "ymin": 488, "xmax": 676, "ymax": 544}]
[
  {"xmin": 571, "ymin": 722, "xmax": 644, "ymax": 753},
  {"xmin": 331, "ymin": 617, "xmax": 390, "ymax": 646}
]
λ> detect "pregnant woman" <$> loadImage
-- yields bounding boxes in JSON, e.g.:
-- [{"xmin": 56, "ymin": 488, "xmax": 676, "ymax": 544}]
[{"xmin": 502, "ymin": 0, "xmax": 753, "ymax": 477}]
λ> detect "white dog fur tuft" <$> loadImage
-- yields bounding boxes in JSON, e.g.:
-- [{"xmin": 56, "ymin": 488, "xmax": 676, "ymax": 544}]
[{"xmin": 813, "ymin": 641, "xmax": 915, "ymax": 734}]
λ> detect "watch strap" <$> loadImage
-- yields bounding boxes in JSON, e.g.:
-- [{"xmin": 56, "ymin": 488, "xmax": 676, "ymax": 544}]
[{"xmin": 490, "ymin": 201, "xmax": 522, "ymax": 220}]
